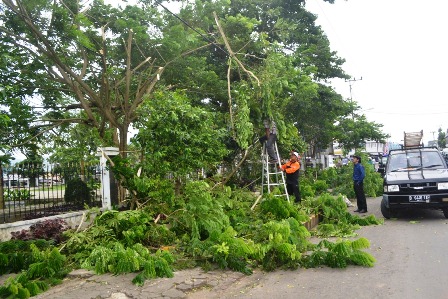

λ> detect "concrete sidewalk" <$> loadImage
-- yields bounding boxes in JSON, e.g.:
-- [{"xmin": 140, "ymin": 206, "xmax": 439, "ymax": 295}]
[{"xmin": 32, "ymin": 268, "xmax": 250, "ymax": 299}]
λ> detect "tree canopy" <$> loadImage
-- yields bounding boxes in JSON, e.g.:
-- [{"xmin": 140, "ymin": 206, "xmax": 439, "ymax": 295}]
[{"xmin": 0, "ymin": 0, "xmax": 387, "ymax": 184}]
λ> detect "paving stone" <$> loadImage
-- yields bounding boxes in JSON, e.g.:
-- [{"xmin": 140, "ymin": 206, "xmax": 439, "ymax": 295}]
[
  {"xmin": 108, "ymin": 293, "xmax": 130, "ymax": 299},
  {"xmin": 67, "ymin": 269, "xmax": 96, "ymax": 278},
  {"xmin": 162, "ymin": 288, "xmax": 187, "ymax": 298},
  {"xmin": 176, "ymin": 283, "xmax": 194, "ymax": 292}
]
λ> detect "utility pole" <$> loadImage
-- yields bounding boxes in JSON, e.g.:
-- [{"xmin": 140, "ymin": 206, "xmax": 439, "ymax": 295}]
[
  {"xmin": 345, "ymin": 77, "xmax": 362, "ymax": 120},
  {"xmin": 430, "ymin": 131, "xmax": 436, "ymax": 140},
  {"xmin": 345, "ymin": 77, "xmax": 363, "ymax": 100}
]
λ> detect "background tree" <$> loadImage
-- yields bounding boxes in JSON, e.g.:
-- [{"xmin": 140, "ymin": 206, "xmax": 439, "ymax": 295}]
[
  {"xmin": 42, "ymin": 121, "xmax": 102, "ymax": 165},
  {"xmin": 438, "ymin": 128, "xmax": 446, "ymax": 149},
  {"xmin": 336, "ymin": 114, "xmax": 387, "ymax": 152}
]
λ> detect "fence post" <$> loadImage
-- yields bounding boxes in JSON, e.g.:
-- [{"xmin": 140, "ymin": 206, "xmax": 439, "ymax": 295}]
[{"xmin": 96, "ymin": 147, "xmax": 119, "ymax": 210}]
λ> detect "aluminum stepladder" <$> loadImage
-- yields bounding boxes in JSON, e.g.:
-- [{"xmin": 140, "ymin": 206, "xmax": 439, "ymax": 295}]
[{"xmin": 260, "ymin": 141, "xmax": 290, "ymax": 202}]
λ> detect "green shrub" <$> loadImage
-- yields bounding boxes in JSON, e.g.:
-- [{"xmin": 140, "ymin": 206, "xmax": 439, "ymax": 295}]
[
  {"xmin": 3, "ymin": 189, "xmax": 31, "ymax": 202},
  {"xmin": 64, "ymin": 178, "xmax": 91, "ymax": 207}
]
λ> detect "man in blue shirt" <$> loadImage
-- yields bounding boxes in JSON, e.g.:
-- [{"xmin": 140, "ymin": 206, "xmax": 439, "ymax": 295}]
[{"xmin": 352, "ymin": 155, "xmax": 367, "ymax": 213}]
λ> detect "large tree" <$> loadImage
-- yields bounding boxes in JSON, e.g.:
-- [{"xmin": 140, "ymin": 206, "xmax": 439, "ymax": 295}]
[
  {"xmin": 0, "ymin": 0, "xmax": 187, "ymax": 155},
  {"xmin": 0, "ymin": 0, "xmax": 385, "ymax": 189}
]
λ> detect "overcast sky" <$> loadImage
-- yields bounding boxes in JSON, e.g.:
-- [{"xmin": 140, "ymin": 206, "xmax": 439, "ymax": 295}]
[{"xmin": 305, "ymin": 0, "xmax": 448, "ymax": 144}]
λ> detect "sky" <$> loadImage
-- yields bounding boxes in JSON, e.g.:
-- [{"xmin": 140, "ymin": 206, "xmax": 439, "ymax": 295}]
[{"xmin": 305, "ymin": 0, "xmax": 448, "ymax": 144}]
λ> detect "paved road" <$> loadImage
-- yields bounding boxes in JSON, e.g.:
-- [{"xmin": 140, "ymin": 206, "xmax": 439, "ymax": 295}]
[{"xmin": 32, "ymin": 196, "xmax": 448, "ymax": 299}]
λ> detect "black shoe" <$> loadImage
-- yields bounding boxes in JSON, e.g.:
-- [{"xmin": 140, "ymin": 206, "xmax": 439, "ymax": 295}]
[
  {"xmin": 353, "ymin": 209, "xmax": 361, "ymax": 213},
  {"xmin": 359, "ymin": 209, "xmax": 368, "ymax": 213},
  {"xmin": 269, "ymin": 159, "xmax": 278, "ymax": 164}
]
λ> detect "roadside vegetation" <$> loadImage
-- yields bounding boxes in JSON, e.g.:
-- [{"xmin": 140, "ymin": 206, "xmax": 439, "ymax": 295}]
[{"xmin": 0, "ymin": 160, "xmax": 383, "ymax": 298}]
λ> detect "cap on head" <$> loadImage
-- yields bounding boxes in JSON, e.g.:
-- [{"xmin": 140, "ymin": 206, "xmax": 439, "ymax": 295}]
[{"xmin": 292, "ymin": 151, "xmax": 300, "ymax": 158}]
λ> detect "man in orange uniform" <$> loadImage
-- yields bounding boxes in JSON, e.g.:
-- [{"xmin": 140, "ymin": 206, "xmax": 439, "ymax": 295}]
[{"xmin": 279, "ymin": 151, "xmax": 301, "ymax": 203}]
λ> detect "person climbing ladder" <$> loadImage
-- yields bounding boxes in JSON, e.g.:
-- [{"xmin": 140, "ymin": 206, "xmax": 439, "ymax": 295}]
[{"xmin": 259, "ymin": 118, "xmax": 278, "ymax": 163}]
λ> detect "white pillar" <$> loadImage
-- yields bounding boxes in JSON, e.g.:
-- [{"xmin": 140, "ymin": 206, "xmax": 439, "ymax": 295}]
[{"xmin": 96, "ymin": 147, "xmax": 119, "ymax": 210}]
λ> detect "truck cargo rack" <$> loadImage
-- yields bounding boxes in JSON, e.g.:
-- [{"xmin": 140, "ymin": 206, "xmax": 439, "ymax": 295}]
[{"xmin": 403, "ymin": 130, "xmax": 423, "ymax": 148}]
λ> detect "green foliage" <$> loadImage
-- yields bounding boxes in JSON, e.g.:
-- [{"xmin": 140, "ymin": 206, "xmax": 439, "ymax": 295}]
[
  {"xmin": 318, "ymin": 156, "xmax": 383, "ymax": 198},
  {"xmin": 260, "ymin": 196, "xmax": 290, "ymax": 220},
  {"xmin": 110, "ymin": 156, "xmax": 177, "ymax": 209},
  {"xmin": 171, "ymin": 181, "xmax": 230, "ymax": 240},
  {"xmin": 62, "ymin": 208, "xmax": 176, "ymax": 267},
  {"xmin": 1, "ymin": 183, "xmax": 382, "ymax": 297},
  {"xmin": 336, "ymin": 114, "xmax": 387, "ymax": 152},
  {"xmin": 313, "ymin": 180, "xmax": 329, "ymax": 195},
  {"xmin": 3, "ymin": 189, "xmax": 31, "ymax": 202},
  {"xmin": 0, "ymin": 240, "xmax": 53, "ymax": 275},
  {"xmin": 81, "ymin": 242, "xmax": 174, "ymax": 286},
  {"xmin": 252, "ymin": 219, "xmax": 306, "ymax": 271},
  {"xmin": 207, "ymin": 227, "xmax": 257, "ymax": 275},
  {"xmin": 43, "ymin": 124, "xmax": 102, "ymax": 165},
  {"xmin": 304, "ymin": 193, "xmax": 383, "ymax": 238},
  {"xmin": 233, "ymin": 84, "xmax": 255, "ymax": 149},
  {"xmin": 295, "ymin": 175, "xmax": 328, "ymax": 199},
  {"xmin": 174, "ymin": 185, "xmax": 378, "ymax": 274},
  {"xmin": 94, "ymin": 210, "xmax": 153, "ymax": 246},
  {"xmin": 259, "ymin": 194, "xmax": 308, "ymax": 223},
  {"xmin": 438, "ymin": 128, "xmax": 446, "ymax": 149},
  {"xmin": 300, "ymin": 182, "xmax": 316, "ymax": 199},
  {"xmin": 133, "ymin": 91, "xmax": 229, "ymax": 180},
  {"xmin": 144, "ymin": 225, "xmax": 177, "ymax": 248},
  {"xmin": 220, "ymin": 188, "xmax": 255, "ymax": 230},
  {"xmin": 301, "ymin": 238, "xmax": 376, "ymax": 268},
  {"xmin": 0, "ymin": 244, "xmax": 66, "ymax": 298},
  {"xmin": 64, "ymin": 178, "xmax": 91, "ymax": 207},
  {"xmin": 27, "ymin": 245, "xmax": 66, "ymax": 280}
]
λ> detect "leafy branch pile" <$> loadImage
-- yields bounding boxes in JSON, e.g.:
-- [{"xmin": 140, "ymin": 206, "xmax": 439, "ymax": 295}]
[
  {"xmin": 309, "ymin": 153, "xmax": 384, "ymax": 198},
  {"xmin": 0, "ymin": 180, "xmax": 383, "ymax": 298},
  {"xmin": 303, "ymin": 193, "xmax": 383, "ymax": 238},
  {"xmin": 0, "ymin": 241, "xmax": 67, "ymax": 298}
]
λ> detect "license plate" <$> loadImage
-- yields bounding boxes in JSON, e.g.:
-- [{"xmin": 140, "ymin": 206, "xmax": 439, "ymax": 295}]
[{"xmin": 409, "ymin": 195, "xmax": 430, "ymax": 202}]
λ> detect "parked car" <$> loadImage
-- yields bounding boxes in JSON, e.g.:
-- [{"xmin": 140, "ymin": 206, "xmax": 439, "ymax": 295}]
[
  {"xmin": 381, "ymin": 147, "xmax": 448, "ymax": 219},
  {"xmin": 377, "ymin": 155, "xmax": 388, "ymax": 176}
]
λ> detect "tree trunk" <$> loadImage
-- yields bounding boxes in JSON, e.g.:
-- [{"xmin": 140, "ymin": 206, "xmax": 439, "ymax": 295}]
[
  {"xmin": 118, "ymin": 126, "xmax": 128, "ymax": 203},
  {"xmin": 80, "ymin": 159, "xmax": 86, "ymax": 182},
  {"xmin": 175, "ymin": 178, "xmax": 182, "ymax": 196},
  {"xmin": 119, "ymin": 126, "xmax": 128, "ymax": 158},
  {"xmin": 0, "ymin": 163, "xmax": 4, "ymax": 209}
]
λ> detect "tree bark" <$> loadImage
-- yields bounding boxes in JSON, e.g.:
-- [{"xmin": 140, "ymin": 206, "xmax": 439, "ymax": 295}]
[{"xmin": 0, "ymin": 163, "xmax": 4, "ymax": 209}]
